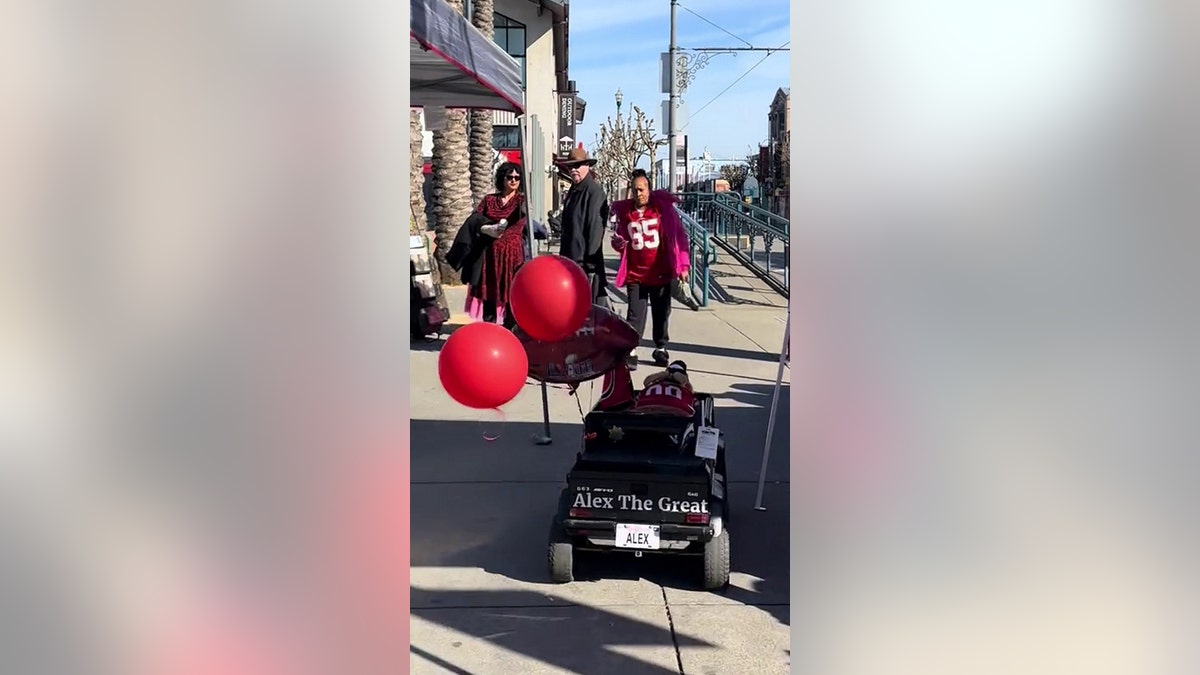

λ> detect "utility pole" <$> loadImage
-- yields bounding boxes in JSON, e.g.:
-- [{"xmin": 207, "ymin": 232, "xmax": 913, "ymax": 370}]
[{"xmin": 667, "ymin": 0, "xmax": 679, "ymax": 193}]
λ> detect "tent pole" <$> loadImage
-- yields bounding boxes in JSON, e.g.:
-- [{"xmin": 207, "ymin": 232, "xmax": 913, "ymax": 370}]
[
  {"xmin": 754, "ymin": 312, "xmax": 789, "ymax": 511},
  {"xmin": 517, "ymin": 113, "xmax": 553, "ymax": 446}
]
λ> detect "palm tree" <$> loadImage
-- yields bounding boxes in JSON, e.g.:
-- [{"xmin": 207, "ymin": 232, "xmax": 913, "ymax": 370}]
[
  {"xmin": 410, "ymin": 109, "xmax": 426, "ymax": 237},
  {"xmin": 429, "ymin": 0, "xmax": 472, "ymax": 284},
  {"xmin": 469, "ymin": 0, "xmax": 495, "ymax": 204},
  {"xmin": 411, "ymin": 108, "xmax": 448, "ymax": 309}
]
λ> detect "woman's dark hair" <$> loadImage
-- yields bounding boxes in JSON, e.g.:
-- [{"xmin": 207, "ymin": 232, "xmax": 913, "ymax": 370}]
[
  {"xmin": 494, "ymin": 162, "xmax": 524, "ymax": 193},
  {"xmin": 630, "ymin": 168, "xmax": 648, "ymax": 181}
]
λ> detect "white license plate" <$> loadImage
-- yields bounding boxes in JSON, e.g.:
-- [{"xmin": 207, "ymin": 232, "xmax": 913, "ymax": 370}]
[{"xmin": 615, "ymin": 523, "xmax": 660, "ymax": 550}]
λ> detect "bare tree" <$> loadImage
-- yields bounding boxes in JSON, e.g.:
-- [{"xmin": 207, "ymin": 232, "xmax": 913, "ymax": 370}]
[
  {"xmin": 627, "ymin": 108, "xmax": 668, "ymax": 187},
  {"xmin": 592, "ymin": 127, "xmax": 623, "ymax": 200},
  {"xmin": 778, "ymin": 130, "xmax": 790, "ymax": 187},
  {"xmin": 745, "ymin": 150, "xmax": 761, "ymax": 181},
  {"xmin": 593, "ymin": 104, "xmax": 665, "ymax": 199},
  {"xmin": 718, "ymin": 164, "xmax": 749, "ymax": 192},
  {"xmin": 468, "ymin": 0, "xmax": 495, "ymax": 203}
]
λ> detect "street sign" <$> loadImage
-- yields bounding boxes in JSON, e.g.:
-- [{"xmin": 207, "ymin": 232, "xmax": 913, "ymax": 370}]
[
  {"xmin": 661, "ymin": 100, "xmax": 688, "ymax": 135},
  {"xmin": 557, "ymin": 94, "xmax": 577, "ymax": 159}
]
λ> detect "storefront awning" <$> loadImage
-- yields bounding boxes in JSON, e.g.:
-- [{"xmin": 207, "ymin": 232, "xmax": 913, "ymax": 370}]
[{"xmin": 410, "ymin": 0, "xmax": 525, "ymax": 114}]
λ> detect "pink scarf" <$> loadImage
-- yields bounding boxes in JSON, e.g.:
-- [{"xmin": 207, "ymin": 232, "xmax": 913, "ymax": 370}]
[{"xmin": 609, "ymin": 189, "xmax": 691, "ymax": 288}]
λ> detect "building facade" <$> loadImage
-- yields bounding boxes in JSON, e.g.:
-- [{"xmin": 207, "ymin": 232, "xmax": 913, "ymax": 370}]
[
  {"xmin": 763, "ymin": 87, "xmax": 790, "ymax": 218},
  {"xmin": 422, "ymin": 0, "xmax": 569, "ymax": 224},
  {"xmin": 476, "ymin": 0, "xmax": 568, "ymax": 222}
]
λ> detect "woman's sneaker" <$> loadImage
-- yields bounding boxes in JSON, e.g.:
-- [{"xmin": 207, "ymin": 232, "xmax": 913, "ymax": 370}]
[{"xmin": 652, "ymin": 348, "xmax": 670, "ymax": 366}]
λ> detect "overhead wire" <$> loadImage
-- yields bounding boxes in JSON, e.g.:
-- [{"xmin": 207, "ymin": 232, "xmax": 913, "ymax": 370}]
[
  {"xmin": 680, "ymin": 40, "xmax": 790, "ymax": 131},
  {"xmin": 679, "ymin": 5, "xmax": 754, "ymax": 48}
]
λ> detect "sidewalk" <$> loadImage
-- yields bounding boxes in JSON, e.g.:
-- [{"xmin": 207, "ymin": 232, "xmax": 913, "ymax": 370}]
[{"xmin": 410, "ymin": 255, "xmax": 791, "ymax": 674}]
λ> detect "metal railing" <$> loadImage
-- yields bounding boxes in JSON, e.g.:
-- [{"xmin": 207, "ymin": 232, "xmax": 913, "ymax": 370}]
[
  {"xmin": 677, "ymin": 192, "xmax": 789, "ymax": 297},
  {"xmin": 714, "ymin": 191, "xmax": 790, "ymax": 237},
  {"xmin": 675, "ymin": 207, "xmax": 716, "ymax": 308}
]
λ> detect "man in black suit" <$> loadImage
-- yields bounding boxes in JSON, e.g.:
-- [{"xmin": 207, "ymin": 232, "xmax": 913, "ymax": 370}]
[{"xmin": 556, "ymin": 147, "xmax": 611, "ymax": 308}]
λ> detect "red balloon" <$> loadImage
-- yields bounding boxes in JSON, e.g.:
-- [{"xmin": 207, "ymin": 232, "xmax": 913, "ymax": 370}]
[
  {"xmin": 438, "ymin": 322, "xmax": 528, "ymax": 409},
  {"xmin": 509, "ymin": 255, "xmax": 592, "ymax": 342},
  {"xmin": 516, "ymin": 305, "xmax": 640, "ymax": 385}
]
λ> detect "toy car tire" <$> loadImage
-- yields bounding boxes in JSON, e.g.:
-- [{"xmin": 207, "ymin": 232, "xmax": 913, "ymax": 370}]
[
  {"xmin": 701, "ymin": 528, "xmax": 731, "ymax": 590},
  {"xmin": 548, "ymin": 523, "xmax": 575, "ymax": 584}
]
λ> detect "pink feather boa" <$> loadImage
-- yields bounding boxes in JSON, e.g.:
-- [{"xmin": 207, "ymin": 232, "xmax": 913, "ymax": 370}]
[{"xmin": 609, "ymin": 189, "xmax": 691, "ymax": 288}]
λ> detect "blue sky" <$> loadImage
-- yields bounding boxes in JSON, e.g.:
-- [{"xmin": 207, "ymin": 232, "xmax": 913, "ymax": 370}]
[{"xmin": 567, "ymin": 0, "xmax": 791, "ymax": 164}]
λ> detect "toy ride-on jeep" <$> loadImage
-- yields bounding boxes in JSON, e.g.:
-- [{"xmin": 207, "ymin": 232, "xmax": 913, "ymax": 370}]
[{"xmin": 547, "ymin": 361, "xmax": 731, "ymax": 590}]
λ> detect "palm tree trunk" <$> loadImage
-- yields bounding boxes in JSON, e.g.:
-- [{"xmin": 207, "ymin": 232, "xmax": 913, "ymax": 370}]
[
  {"xmin": 469, "ymin": 0, "xmax": 496, "ymax": 204},
  {"xmin": 412, "ymin": 108, "xmax": 449, "ymax": 310},
  {"xmin": 432, "ymin": 109, "xmax": 471, "ymax": 285},
  {"xmin": 429, "ymin": 0, "xmax": 471, "ymax": 285},
  {"xmin": 410, "ymin": 109, "xmax": 427, "ymax": 237}
]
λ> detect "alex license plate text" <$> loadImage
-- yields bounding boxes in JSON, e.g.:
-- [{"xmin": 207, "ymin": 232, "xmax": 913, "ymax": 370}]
[{"xmin": 615, "ymin": 523, "xmax": 660, "ymax": 550}]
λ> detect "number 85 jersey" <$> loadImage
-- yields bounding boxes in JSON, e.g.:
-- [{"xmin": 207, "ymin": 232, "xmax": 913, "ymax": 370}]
[{"xmin": 614, "ymin": 205, "xmax": 675, "ymax": 286}]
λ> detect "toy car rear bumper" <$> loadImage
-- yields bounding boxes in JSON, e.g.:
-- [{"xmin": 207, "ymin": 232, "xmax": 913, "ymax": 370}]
[{"xmin": 562, "ymin": 518, "xmax": 715, "ymax": 543}]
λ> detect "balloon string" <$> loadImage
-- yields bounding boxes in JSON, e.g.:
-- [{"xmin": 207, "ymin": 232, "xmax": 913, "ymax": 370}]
[
  {"xmin": 481, "ymin": 407, "xmax": 505, "ymax": 442},
  {"xmin": 572, "ymin": 386, "xmax": 586, "ymax": 421}
]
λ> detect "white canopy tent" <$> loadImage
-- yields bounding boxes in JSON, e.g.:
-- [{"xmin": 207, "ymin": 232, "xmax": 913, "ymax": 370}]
[
  {"xmin": 410, "ymin": 0, "xmax": 553, "ymax": 442},
  {"xmin": 754, "ymin": 313, "xmax": 789, "ymax": 511},
  {"xmin": 409, "ymin": 0, "xmax": 536, "ymax": 263},
  {"xmin": 410, "ymin": 0, "xmax": 524, "ymax": 114}
]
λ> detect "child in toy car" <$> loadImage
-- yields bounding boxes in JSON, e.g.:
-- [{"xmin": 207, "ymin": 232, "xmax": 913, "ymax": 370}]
[{"xmin": 631, "ymin": 360, "xmax": 695, "ymax": 417}]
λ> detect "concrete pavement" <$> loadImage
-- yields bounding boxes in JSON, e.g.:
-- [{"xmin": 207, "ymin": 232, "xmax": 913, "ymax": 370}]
[{"xmin": 410, "ymin": 254, "xmax": 791, "ymax": 674}]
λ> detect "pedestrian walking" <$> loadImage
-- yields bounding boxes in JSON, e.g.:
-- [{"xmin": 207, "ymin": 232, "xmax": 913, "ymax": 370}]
[
  {"xmin": 610, "ymin": 169, "xmax": 690, "ymax": 369},
  {"xmin": 446, "ymin": 162, "xmax": 527, "ymax": 327},
  {"xmin": 555, "ymin": 146, "xmax": 611, "ymax": 308}
]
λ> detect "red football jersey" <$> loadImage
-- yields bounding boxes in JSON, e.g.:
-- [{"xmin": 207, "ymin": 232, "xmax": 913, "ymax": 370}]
[
  {"xmin": 632, "ymin": 381, "xmax": 696, "ymax": 417},
  {"xmin": 620, "ymin": 206, "xmax": 675, "ymax": 285},
  {"xmin": 593, "ymin": 359, "xmax": 636, "ymax": 412}
]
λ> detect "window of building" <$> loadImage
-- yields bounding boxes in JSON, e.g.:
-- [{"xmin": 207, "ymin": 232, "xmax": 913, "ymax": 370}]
[
  {"xmin": 492, "ymin": 125, "xmax": 521, "ymax": 149},
  {"xmin": 492, "ymin": 14, "xmax": 527, "ymax": 88},
  {"xmin": 459, "ymin": 4, "xmax": 527, "ymax": 88}
]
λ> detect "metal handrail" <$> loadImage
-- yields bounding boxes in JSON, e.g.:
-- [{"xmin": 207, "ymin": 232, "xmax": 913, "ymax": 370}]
[
  {"xmin": 712, "ymin": 191, "xmax": 789, "ymax": 236},
  {"xmin": 675, "ymin": 207, "xmax": 714, "ymax": 308},
  {"xmin": 676, "ymin": 191, "xmax": 789, "ymax": 297}
]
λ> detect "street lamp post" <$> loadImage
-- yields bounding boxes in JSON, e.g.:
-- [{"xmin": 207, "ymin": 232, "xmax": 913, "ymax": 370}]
[
  {"xmin": 667, "ymin": 0, "xmax": 679, "ymax": 192},
  {"xmin": 615, "ymin": 88, "xmax": 624, "ymax": 200}
]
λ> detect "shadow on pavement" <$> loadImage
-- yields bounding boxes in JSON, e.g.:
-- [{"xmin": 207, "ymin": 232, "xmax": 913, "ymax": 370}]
[
  {"xmin": 705, "ymin": 273, "xmax": 784, "ymax": 308},
  {"xmin": 669, "ymin": 340, "xmax": 785, "ymax": 364},
  {"xmin": 410, "ymin": 384, "xmax": 791, "ymax": 627},
  {"xmin": 409, "ymin": 645, "xmax": 473, "ymax": 675},
  {"xmin": 410, "ymin": 322, "xmax": 469, "ymax": 351},
  {"xmin": 411, "ymin": 587, "xmax": 712, "ymax": 674}
]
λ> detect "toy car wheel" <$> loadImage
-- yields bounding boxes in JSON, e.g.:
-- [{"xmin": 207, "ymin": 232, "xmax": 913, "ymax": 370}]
[
  {"xmin": 702, "ymin": 528, "xmax": 731, "ymax": 590},
  {"xmin": 548, "ymin": 522, "xmax": 575, "ymax": 584}
]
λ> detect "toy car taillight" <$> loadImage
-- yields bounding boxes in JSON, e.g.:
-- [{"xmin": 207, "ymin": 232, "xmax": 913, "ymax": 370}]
[
  {"xmin": 685, "ymin": 513, "xmax": 709, "ymax": 524},
  {"xmin": 569, "ymin": 508, "xmax": 593, "ymax": 518}
]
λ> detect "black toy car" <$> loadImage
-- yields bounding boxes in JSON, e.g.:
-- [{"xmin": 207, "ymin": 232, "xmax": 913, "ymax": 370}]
[{"xmin": 548, "ymin": 393, "xmax": 730, "ymax": 590}]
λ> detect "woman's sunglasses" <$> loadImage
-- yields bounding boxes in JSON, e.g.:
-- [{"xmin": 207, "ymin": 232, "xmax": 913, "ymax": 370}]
[{"xmin": 505, "ymin": 174, "xmax": 522, "ymax": 182}]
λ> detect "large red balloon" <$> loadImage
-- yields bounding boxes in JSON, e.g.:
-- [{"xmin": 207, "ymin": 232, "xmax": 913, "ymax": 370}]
[
  {"xmin": 509, "ymin": 255, "xmax": 592, "ymax": 342},
  {"xmin": 438, "ymin": 322, "xmax": 528, "ymax": 409},
  {"xmin": 516, "ymin": 305, "xmax": 640, "ymax": 385}
]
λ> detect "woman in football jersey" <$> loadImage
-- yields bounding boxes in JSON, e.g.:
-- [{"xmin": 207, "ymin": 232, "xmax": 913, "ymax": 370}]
[{"xmin": 610, "ymin": 169, "xmax": 691, "ymax": 369}]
